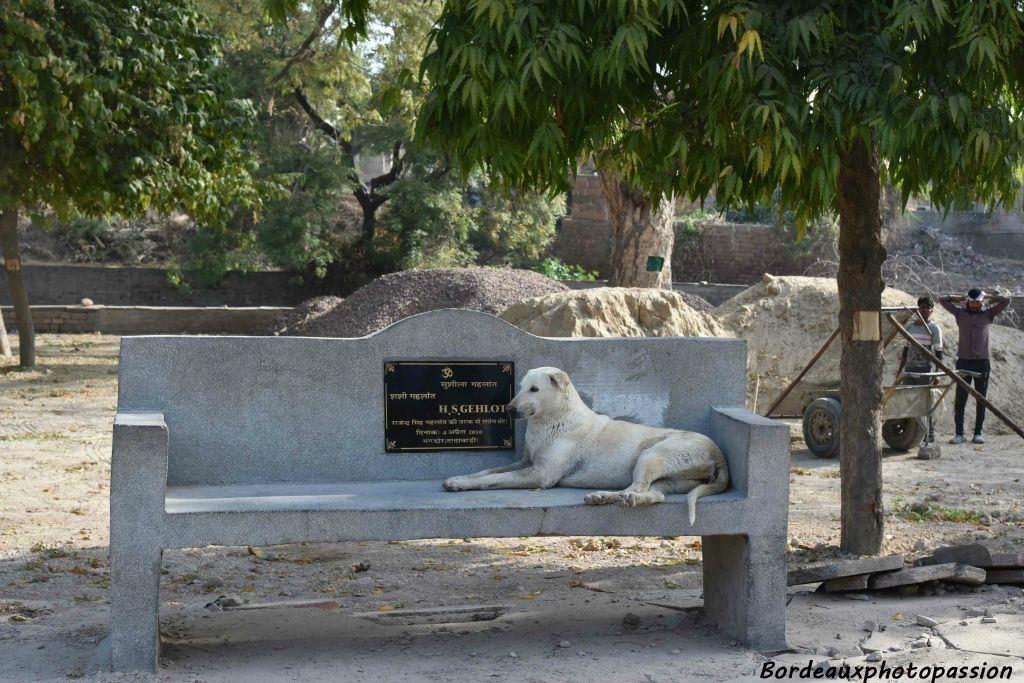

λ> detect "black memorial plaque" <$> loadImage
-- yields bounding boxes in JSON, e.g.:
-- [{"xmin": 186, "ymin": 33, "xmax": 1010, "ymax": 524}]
[{"xmin": 384, "ymin": 361, "xmax": 515, "ymax": 452}]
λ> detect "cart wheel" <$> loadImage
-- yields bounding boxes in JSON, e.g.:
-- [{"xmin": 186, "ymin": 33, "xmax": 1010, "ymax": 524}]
[
  {"xmin": 803, "ymin": 397, "xmax": 841, "ymax": 459},
  {"xmin": 882, "ymin": 418, "xmax": 925, "ymax": 452}
]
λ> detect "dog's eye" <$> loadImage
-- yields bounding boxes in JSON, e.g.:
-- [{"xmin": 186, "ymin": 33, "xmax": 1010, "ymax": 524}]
[{"xmin": 530, "ymin": 386, "xmax": 539, "ymax": 392}]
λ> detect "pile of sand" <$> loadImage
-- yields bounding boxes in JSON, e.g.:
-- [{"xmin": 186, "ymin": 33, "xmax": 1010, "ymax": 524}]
[
  {"xmin": 500, "ymin": 287, "xmax": 731, "ymax": 338},
  {"xmin": 717, "ymin": 275, "xmax": 1024, "ymax": 435},
  {"xmin": 282, "ymin": 268, "xmax": 567, "ymax": 338}
]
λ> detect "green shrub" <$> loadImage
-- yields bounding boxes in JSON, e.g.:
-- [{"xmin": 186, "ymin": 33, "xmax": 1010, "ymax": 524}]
[{"xmin": 530, "ymin": 258, "xmax": 598, "ymax": 281}]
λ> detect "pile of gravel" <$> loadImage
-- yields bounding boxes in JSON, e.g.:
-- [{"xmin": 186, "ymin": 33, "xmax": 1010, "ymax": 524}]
[
  {"xmin": 283, "ymin": 268, "xmax": 568, "ymax": 338},
  {"xmin": 272, "ymin": 295, "xmax": 344, "ymax": 335},
  {"xmin": 675, "ymin": 291, "xmax": 714, "ymax": 313}
]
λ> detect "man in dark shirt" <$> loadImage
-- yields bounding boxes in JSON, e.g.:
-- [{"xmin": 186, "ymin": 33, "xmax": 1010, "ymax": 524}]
[{"xmin": 939, "ymin": 288, "xmax": 1011, "ymax": 444}]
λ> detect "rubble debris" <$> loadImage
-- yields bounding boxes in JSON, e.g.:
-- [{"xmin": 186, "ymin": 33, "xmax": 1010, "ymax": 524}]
[
  {"xmin": 822, "ymin": 574, "xmax": 871, "ymax": 593},
  {"xmin": 985, "ymin": 569, "xmax": 1024, "ymax": 584},
  {"xmin": 926, "ymin": 542, "xmax": 1024, "ymax": 569},
  {"xmin": 788, "ymin": 555, "xmax": 904, "ymax": 586},
  {"xmin": 869, "ymin": 563, "xmax": 986, "ymax": 590}
]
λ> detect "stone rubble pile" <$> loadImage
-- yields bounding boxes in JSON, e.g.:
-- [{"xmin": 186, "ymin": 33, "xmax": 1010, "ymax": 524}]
[{"xmin": 788, "ymin": 541, "xmax": 1024, "ymax": 595}]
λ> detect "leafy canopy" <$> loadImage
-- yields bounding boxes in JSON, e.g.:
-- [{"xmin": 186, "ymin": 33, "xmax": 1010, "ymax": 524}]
[
  {"xmin": 180, "ymin": 0, "xmax": 562, "ymax": 282},
  {"xmin": 418, "ymin": 1, "xmax": 1024, "ymax": 227},
  {"xmin": 0, "ymin": 0, "xmax": 268, "ymax": 225}
]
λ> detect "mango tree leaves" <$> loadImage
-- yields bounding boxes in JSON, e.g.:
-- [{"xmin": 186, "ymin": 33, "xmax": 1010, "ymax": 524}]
[{"xmin": 418, "ymin": 0, "xmax": 1024, "ymax": 225}]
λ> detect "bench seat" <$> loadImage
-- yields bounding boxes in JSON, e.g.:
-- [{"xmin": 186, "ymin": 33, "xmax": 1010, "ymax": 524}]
[
  {"xmin": 166, "ymin": 481, "xmax": 743, "ymax": 514},
  {"xmin": 162, "ymin": 481, "xmax": 747, "ymax": 548}
]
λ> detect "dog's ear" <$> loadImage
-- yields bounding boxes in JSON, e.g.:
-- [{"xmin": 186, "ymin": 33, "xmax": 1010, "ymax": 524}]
[{"xmin": 549, "ymin": 370, "xmax": 569, "ymax": 390}]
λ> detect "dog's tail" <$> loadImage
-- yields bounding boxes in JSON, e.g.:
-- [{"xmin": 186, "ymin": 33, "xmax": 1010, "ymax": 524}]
[{"xmin": 686, "ymin": 454, "xmax": 729, "ymax": 526}]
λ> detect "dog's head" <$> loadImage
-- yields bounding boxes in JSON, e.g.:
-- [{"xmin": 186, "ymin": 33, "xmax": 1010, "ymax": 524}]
[{"xmin": 505, "ymin": 366, "xmax": 573, "ymax": 420}]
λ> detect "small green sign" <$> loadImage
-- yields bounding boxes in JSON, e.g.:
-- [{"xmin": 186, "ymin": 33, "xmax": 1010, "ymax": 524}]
[{"xmin": 646, "ymin": 256, "xmax": 665, "ymax": 272}]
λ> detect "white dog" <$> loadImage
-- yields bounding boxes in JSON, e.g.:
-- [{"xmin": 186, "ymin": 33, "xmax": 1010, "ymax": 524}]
[{"xmin": 443, "ymin": 367, "xmax": 729, "ymax": 524}]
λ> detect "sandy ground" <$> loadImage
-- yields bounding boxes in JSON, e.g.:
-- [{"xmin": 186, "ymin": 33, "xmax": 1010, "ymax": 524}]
[{"xmin": 1, "ymin": 334, "xmax": 1023, "ymax": 682}]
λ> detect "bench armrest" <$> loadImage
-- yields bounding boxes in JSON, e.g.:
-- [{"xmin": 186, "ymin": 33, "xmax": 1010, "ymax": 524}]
[
  {"xmin": 111, "ymin": 413, "xmax": 169, "ymax": 538},
  {"xmin": 710, "ymin": 407, "xmax": 790, "ymax": 524}
]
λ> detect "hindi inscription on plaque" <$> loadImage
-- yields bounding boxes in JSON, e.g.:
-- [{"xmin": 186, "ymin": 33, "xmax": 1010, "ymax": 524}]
[{"xmin": 384, "ymin": 361, "xmax": 515, "ymax": 452}]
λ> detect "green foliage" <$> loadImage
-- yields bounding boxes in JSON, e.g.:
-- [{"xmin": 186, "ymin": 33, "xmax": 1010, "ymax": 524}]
[
  {"xmin": 62, "ymin": 217, "xmax": 111, "ymax": 247},
  {"xmin": 895, "ymin": 503, "xmax": 988, "ymax": 525},
  {"xmin": 530, "ymin": 258, "xmax": 598, "ymax": 282},
  {"xmin": 0, "ymin": 0, "xmax": 270, "ymax": 224},
  {"xmin": 187, "ymin": 0, "xmax": 564, "ymax": 283},
  {"xmin": 264, "ymin": 0, "xmax": 369, "ymax": 39},
  {"xmin": 676, "ymin": 210, "xmax": 713, "ymax": 237},
  {"xmin": 371, "ymin": 176, "xmax": 564, "ymax": 271},
  {"xmin": 373, "ymin": 177, "xmax": 477, "ymax": 271},
  {"xmin": 253, "ymin": 145, "xmax": 355, "ymax": 279},
  {"xmin": 419, "ymin": 1, "xmax": 1024, "ymax": 229},
  {"xmin": 468, "ymin": 185, "xmax": 564, "ymax": 265}
]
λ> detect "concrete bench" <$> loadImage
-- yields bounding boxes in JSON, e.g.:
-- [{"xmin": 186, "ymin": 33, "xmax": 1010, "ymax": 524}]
[{"xmin": 110, "ymin": 308, "xmax": 790, "ymax": 671}]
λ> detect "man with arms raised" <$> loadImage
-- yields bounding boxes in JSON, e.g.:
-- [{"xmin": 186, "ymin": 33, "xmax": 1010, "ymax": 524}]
[{"xmin": 939, "ymin": 288, "xmax": 1011, "ymax": 444}]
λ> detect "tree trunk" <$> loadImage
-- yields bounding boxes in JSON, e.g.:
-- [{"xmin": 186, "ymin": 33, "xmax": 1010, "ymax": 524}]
[
  {"xmin": 0, "ymin": 306, "xmax": 10, "ymax": 358},
  {"xmin": 597, "ymin": 168, "xmax": 675, "ymax": 288},
  {"xmin": 0, "ymin": 306, "xmax": 10, "ymax": 359},
  {"xmin": 836, "ymin": 137, "xmax": 887, "ymax": 555},
  {"xmin": 0, "ymin": 208, "xmax": 35, "ymax": 368}
]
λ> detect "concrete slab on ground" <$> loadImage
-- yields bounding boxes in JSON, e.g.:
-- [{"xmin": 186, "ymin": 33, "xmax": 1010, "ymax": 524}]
[
  {"xmin": 788, "ymin": 555, "xmax": 904, "ymax": 586},
  {"xmin": 929, "ymin": 542, "xmax": 1024, "ymax": 569},
  {"xmin": 936, "ymin": 614, "xmax": 1024, "ymax": 658},
  {"xmin": 728, "ymin": 650, "xmax": 1024, "ymax": 682},
  {"xmin": 987, "ymin": 569, "xmax": 1024, "ymax": 584},
  {"xmin": 822, "ymin": 574, "xmax": 870, "ymax": 592},
  {"xmin": 869, "ymin": 564, "xmax": 985, "ymax": 589}
]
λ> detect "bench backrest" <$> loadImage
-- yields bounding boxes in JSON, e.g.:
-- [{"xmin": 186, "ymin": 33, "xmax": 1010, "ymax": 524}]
[{"xmin": 117, "ymin": 309, "xmax": 747, "ymax": 486}]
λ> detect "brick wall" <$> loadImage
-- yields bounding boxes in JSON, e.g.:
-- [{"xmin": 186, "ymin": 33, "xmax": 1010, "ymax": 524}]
[
  {"xmin": 0, "ymin": 264, "xmax": 325, "ymax": 307},
  {"xmin": 551, "ymin": 172, "xmax": 814, "ymax": 284},
  {"xmin": 552, "ymin": 173, "xmax": 611, "ymax": 274},
  {"xmin": 673, "ymin": 222, "xmax": 818, "ymax": 284},
  {"xmin": 1, "ymin": 305, "xmax": 288, "ymax": 335}
]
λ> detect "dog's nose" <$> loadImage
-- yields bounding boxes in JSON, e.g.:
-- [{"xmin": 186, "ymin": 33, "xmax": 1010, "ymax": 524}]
[{"xmin": 504, "ymin": 403, "xmax": 515, "ymax": 415}]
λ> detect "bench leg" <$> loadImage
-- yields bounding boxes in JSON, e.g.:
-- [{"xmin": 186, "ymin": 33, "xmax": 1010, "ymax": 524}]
[
  {"xmin": 702, "ymin": 533, "xmax": 787, "ymax": 651},
  {"xmin": 110, "ymin": 544, "xmax": 162, "ymax": 672}
]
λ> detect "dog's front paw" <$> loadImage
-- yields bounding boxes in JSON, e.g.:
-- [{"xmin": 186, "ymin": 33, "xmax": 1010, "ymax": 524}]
[
  {"xmin": 443, "ymin": 477, "xmax": 471, "ymax": 492},
  {"xmin": 584, "ymin": 491, "xmax": 622, "ymax": 506},
  {"xmin": 615, "ymin": 491, "xmax": 665, "ymax": 508}
]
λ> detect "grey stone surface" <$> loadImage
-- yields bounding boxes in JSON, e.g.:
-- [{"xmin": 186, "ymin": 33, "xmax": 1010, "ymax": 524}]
[
  {"xmin": 936, "ymin": 615, "xmax": 1024, "ymax": 658},
  {"xmin": 928, "ymin": 542, "xmax": 1024, "ymax": 569},
  {"xmin": 869, "ymin": 563, "xmax": 986, "ymax": 589},
  {"xmin": 109, "ymin": 308, "xmax": 790, "ymax": 672},
  {"xmin": 109, "ymin": 412, "xmax": 167, "ymax": 672},
  {"xmin": 860, "ymin": 631, "xmax": 905, "ymax": 653},
  {"xmin": 788, "ymin": 555, "xmax": 904, "ymax": 586},
  {"xmin": 986, "ymin": 569, "xmax": 1024, "ymax": 584},
  {"xmin": 730, "ymin": 650, "xmax": 1024, "ymax": 683},
  {"xmin": 822, "ymin": 574, "xmax": 871, "ymax": 592}
]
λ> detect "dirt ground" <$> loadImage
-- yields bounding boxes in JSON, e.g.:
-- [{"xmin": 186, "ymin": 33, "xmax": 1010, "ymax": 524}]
[{"xmin": 2, "ymin": 335, "xmax": 1023, "ymax": 682}]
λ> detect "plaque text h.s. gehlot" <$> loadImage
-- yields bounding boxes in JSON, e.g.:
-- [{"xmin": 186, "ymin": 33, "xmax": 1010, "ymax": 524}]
[{"xmin": 384, "ymin": 361, "xmax": 515, "ymax": 452}]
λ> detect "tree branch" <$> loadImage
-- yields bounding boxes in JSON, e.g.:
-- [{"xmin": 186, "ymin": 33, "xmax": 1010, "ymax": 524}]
[
  {"xmin": 368, "ymin": 141, "xmax": 405, "ymax": 193},
  {"xmin": 271, "ymin": 1, "xmax": 339, "ymax": 86},
  {"xmin": 424, "ymin": 155, "xmax": 451, "ymax": 183},
  {"xmin": 293, "ymin": 87, "xmax": 354, "ymax": 155}
]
